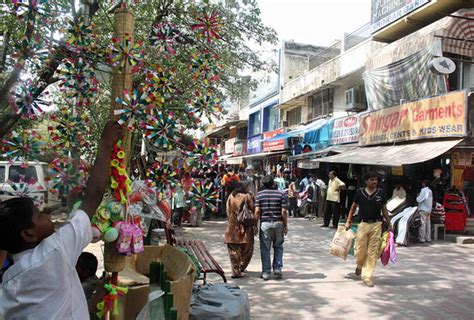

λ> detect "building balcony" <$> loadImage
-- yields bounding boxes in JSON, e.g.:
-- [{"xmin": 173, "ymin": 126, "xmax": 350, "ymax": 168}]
[{"xmin": 280, "ymin": 39, "xmax": 385, "ymax": 109}]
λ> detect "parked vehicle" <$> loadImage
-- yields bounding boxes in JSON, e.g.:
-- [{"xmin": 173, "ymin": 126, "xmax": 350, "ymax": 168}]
[{"xmin": 0, "ymin": 161, "xmax": 61, "ymax": 212}]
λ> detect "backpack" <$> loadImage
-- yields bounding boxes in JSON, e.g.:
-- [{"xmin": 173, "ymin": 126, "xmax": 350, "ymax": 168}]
[
  {"xmin": 307, "ymin": 183, "xmax": 319, "ymax": 202},
  {"xmin": 237, "ymin": 196, "xmax": 255, "ymax": 227}
]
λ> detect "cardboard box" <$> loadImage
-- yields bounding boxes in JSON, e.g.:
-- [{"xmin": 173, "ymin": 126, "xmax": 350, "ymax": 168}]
[{"xmin": 135, "ymin": 245, "xmax": 196, "ymax": 320}]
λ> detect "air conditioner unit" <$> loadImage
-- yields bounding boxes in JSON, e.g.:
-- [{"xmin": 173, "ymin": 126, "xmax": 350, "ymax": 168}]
[{"xmin": 345, "ymin": 86, "xmax": 367, "ymax": 112}]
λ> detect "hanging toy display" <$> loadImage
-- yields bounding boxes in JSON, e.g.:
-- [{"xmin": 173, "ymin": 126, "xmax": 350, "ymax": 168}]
[
  {"xmin": 96, "ymin": 284, "xmax": 128, "ymax": 319},
  {"xmin": 110, "ymin": 140, "xmax": 132, "ymax": 204}
]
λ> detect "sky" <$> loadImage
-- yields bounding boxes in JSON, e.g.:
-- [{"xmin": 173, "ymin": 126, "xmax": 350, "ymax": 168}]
[{"xmin": 257, "ymin": 0, "xmax": 372, "ymax": 47}]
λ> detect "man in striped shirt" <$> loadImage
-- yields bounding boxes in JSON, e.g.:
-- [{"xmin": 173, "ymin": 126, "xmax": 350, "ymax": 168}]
[{"xmin": 255, "ymin": 175, "xmax": 288, "ymax": 280}]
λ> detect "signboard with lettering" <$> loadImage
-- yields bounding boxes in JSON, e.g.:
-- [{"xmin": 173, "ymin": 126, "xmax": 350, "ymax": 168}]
[
  {"xmin": 329, "ymin": 115, "xmax": 359, "ymax": 145},
  {"xmin": 233, "ymin": 141, "xmax": 247, "ymax": 156},
  {"xmin": 225, "ymin": 138, "xmax": 236, "ymax": 154},
  {"xmin": 371, "ymin": 0, "xmax": 430, "ymax": 33},
  {"xmin": 247, "ymin": 135, "xmax": 262, "ymax": 154},
  {"xmin": 359, "ymin": 90, "xmax": 468, "ymax": 146},
  {"xmin": 262, "ymin": 128, "xmax": 286, "ymax": 152}
]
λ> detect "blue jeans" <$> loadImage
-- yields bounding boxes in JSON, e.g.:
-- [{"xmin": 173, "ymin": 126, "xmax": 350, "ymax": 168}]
[{"xmin": 259, "ymin": 221, "xmax": 284, "ymax": 274}]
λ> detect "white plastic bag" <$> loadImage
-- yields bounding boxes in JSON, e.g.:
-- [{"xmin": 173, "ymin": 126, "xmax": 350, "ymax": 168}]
[{"xmin": 329, "ymin": 226, "xmax": 355, "ymax": 260}]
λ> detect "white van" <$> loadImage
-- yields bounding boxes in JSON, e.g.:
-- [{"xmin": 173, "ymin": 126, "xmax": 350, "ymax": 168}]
[{"xmin": 0, "ymin": 161, "xmax": 61, "ymax": 212}]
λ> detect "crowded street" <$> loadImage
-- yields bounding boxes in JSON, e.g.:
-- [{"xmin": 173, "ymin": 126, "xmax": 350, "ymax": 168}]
[{"xmin": 177, "ymin": 218, "xmax": 473, "ymax": 320}]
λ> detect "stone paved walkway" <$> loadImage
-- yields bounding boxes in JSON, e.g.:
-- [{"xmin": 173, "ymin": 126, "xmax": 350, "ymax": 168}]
[{"xmin": 175, "ymin": 217, "xmax": 474, "ymax": 320}]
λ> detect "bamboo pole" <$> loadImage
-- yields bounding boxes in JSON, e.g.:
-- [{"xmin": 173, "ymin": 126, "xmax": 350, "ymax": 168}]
[{"xmin": 104, "ymin": 7, "xmax": 135, "ymax": 278}]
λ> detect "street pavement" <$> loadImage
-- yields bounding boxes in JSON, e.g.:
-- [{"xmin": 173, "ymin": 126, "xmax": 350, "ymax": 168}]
[{"xmin": 176, "ymin": 217, "xmax": 474, "ymax": 320}]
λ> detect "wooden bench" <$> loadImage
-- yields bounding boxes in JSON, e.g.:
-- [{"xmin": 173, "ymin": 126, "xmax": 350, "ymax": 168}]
[{"xmin": 177, "ymin": 239, "xmax": 227, "ymax": 284}]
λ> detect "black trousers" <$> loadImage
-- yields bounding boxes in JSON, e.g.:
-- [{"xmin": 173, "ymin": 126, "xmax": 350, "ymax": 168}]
[
  {"xmin": 288, "ymin": 197, "xmax": 297, "ymax": 217},
  {"xmin": 324, "ymin": 200, "xmax": 340, "ymax": 227}
]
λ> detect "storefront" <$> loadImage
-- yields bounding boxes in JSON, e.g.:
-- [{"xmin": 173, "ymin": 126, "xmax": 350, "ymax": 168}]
[{"xmin": 315, "ymin": 90, "xmax": 472, "ymax": 232}]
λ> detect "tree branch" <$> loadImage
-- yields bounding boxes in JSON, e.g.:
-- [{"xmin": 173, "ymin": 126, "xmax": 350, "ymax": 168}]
[{"xmin": 0, "ymin": 4, "xmax": 36, "ymax": 107}]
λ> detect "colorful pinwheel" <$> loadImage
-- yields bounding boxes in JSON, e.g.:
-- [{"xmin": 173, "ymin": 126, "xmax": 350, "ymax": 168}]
[
  {"xmin": 190, "ymin": 91, "xmax": 222, "ymax": 122},
  {"xmin": 10, "ymin": 79, "xmax": 49, "ymax": 119},
  {"xmin": 150, "ymin": 21, "xmax": 180, "ymax": 55},
  {"xmin": 65, "ymin": 17, "xmax": 96, "ymax": 53},
  {"xmin": 145, "ymin": 162, "xmax": 178, "ymax": 192},
  {"xmin": 183, "ymin": 139, "xmax": 218, "ymax": 173},
  {"xmin": 108, "ymin": 34, "xmax": 145, "ymax": 73},
  {"xmin": 189, "ymin": 179, "xmax": 218, "ymax": 211},
  {"xmin": 143, "ymin": 112, "xmax": 179, "ymax": 149},
  {"xmin": 59, "ymin": 57, "xmax": 98, "ymax": 103},
  {"xmin": 1, "ymin": 130, "xmax": 45, "ymax": 162},
  {"xmin": 189, "ymin": 51, "xmax": 222, "ymax": 82},
  {"xmin": 144, "ymin": 67, "xmax": 176, "ymax": 101},
  {"xmin": 114, "ymin": 89, "xmax": 152, "ymax": 130},
  {"xmin": 4, "ymin": 176, "xmax": 45, "ymax": 208},
  {"xmin": 45, "ymin": 157, "xmax": 88, "ymax": 195},
  {"xmin": 48, "ymin": 108, "xmax": 91, "ymax": 151},
  {"xmin": 191, "ymin": 10, "xmax": 222, "ymax": 43}
]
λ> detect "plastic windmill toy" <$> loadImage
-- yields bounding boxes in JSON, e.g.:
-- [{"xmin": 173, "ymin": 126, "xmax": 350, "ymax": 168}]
[
  {"xmin": 1, "ymin": 129, "xmax": 45, "ymax": 163},
  {"xmin": 189, "ymin": 178, "xmax": 218, "ymax": 212},
  {"xmin": 114, "ymin": 89, "xmax": 152, "ymax": 130},
  {"xmin": 145, "ymin": 162, "xmax": 178, "ymax": 192},
  {"xmin": 46, "ymin": 156, "xmax": 88, "ymax": 196},
  {"xmin": 108, "ymin": 34, "xmax": 145, "ymax": 73},
  {"xmin": 191, "ymin": 10, "xmax": 222, "ymax": 43},
  {"xmin": 4, "ymin": 176, "xmax": 45, "ymax": 208},
  {"xmin": 143, "ymin": 112, "xmax": 179, "ymax": 150},
  {"xmin": 10, "ymin": 79, "xmax": 49, "ymax": 119},
  {"xmin": 184, "ymin": 139, "xmax": 218, "ymax": 174}
]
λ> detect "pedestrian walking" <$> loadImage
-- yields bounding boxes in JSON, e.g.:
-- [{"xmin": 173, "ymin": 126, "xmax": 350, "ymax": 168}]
[
  {"xmin": 304, "ymin": 177, "xmax": 319, "ymax": 219},
  {"xmin": 171, "ymin": 183, "xmax": 186, "ymax": 227},
  {"xmin": 417, "ymin": 180, "xmax": 433, "ymax": 244},
  {"xmin": 345, "ymin": 171, "xmax": 391, "ymax": 288},
  {"xmin": 224, "ymin": 181, "xmax": 256, "ymax": 278},
  {"xmin": 287, "ymin": 179, "xmax": 298, "ymax": 218},
  {"xmin": 255, "ymin": 175, "xmax": 288, "ymax": 280},
  {"xmin": 322, "ymin": 170, "xmax": 345, "ymax": 228}
]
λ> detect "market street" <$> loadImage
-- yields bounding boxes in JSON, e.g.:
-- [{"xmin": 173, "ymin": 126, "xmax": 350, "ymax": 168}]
[{"xmin": 178, "ymin": 217, "xmax": 474, "ymax": 320}]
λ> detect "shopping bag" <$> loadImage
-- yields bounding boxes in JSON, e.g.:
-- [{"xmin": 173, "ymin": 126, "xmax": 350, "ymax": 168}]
[
  {"xmin": 379, "ymin": 231, "xmax": 389, "ymax": 257},
  {"xmin": 381, "ymin": 230, "xmax": 397, "ymax": 266},
  {"xmin": 329, "ymin": 226, "xmax": 355, "ymax": 260},
  {"xmin": 348, "ymin": 224, "xmax": 358, "ymax": 256}
]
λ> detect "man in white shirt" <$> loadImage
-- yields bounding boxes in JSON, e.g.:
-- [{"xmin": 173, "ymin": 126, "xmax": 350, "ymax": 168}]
[
  {"xmin": 322, "ymin": 171, "xmax": 346, "ymax": 228},
  {"xmin": 417, "ymin": 180, "xmax": 433, "ymax": 244},
  {"xmin": 0, "ymin": 121, "xmax": 122, "ymax": 319}
]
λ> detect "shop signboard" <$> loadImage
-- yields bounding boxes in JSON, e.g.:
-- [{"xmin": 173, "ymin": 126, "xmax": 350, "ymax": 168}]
[
  {"xmin": 329, "ymin": 115, "xmax": 360, "ymax": 145},
  {"xmin": 233, "ymin": 140, "xmax": 247, "ymax": 156},
  {"xmin": 359, "ymin": 90, "xmax": 468, "ymax": 147},
  {"xmin": 297, "ymin": 160, "xmax": 320, "ymax": 169},
  {"xmin": 262, "ymin": 128, "xmax": 286, "ymax": 152},
  {"xmin": 247, "ymin": 135, "xmax": 262, "ymax": 154},
  {"xmin": 371, "ymin": 0, "xmax": 430, "ymax": 33},
  {"xmin": 224, "ymin": 138, "xmax": 236, "ymax": 154}
]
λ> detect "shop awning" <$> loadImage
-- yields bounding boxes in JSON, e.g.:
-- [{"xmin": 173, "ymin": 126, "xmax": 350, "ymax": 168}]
[
  {"xmin": 242, "ymin": 150, "xmax": 289, "ymax": 160},
  {"xmin": 263, "ymin": 119, "xmax": 328, "ymax": 142},
  {"xmin": 217, "ymin": 154, "xmax": 233, "ymax": 162},
  {"xmin": 289, "ymin": 144, "xmax": 357, "ymax": 161},
  {"xmin": 314, "ymin": 139, "xmax": 463, "ymax": 166}
]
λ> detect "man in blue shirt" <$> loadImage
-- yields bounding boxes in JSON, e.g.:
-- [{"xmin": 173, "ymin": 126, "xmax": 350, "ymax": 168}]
[{"xmin": 255, "ymin": 176, "xmax": 288, "ymax": 280}]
